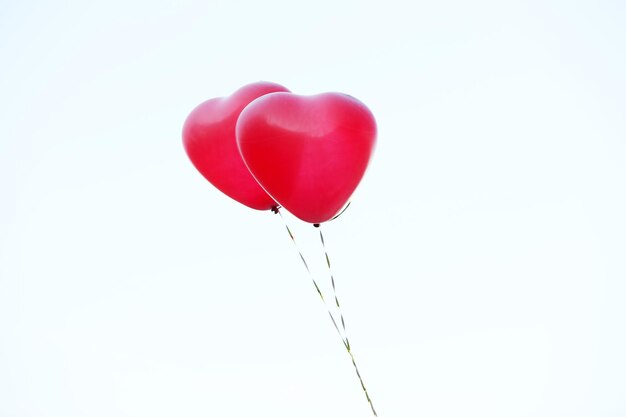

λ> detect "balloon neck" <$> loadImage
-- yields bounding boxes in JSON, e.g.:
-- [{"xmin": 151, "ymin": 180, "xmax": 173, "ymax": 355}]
[
  {"xmin": 313, "ymin": 223, "xmax": 320, "ymax": 228},
  {"xmin": 271, "ymin": 206, "xmax": 280, "ymax": 214}
]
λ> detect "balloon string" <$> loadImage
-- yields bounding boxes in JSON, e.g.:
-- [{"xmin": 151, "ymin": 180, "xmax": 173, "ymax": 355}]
[
  {"xmin": 274, "ymin": 208, "xmax": 346, "ymax": 343},
  {"xmin": 273, "ymin": 207, "xmax": 378, "ymax": 416},
  {"xmin": 318, "ymin": 225, "xmax": 350, "ymax": 348},
  {"xmin": 316, "ymin": 224, "xmax": 378, "ymax": 417}
]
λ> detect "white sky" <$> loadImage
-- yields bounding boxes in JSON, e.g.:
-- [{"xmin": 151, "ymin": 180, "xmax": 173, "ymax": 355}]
[{"xmin": 1, "ymin": 1, "xmax": 625, "ymax": 416}]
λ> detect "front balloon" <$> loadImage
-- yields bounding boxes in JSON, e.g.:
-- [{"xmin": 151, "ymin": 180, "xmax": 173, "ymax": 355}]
[{"xmin": 236, "ymin": 92, "xmax": 377, "ymax": 223}]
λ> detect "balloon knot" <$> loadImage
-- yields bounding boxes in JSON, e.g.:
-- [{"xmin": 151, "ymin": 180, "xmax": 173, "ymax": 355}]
[{"xmin": 313, "ymin": 223, "xmax": 320, "ymax": 228}]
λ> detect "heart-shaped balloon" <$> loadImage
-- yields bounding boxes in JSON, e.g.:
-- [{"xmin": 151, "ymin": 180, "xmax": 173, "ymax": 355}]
[
  {"xmin": 182, "ymin": 82, "xmax": 290, "ymax": 210},
  {"xmin": 237, "ymin": 92, "xmax": 377, "ymax": 223}
]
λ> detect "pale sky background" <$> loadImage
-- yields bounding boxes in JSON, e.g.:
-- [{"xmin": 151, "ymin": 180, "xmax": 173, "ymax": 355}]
[{"xmin": 1, "ymin": 1, "xmax": 626, "ymax": 416}]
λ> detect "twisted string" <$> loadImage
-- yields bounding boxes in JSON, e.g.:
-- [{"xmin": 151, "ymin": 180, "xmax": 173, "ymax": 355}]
[
  {"xmin": 274, "ymin": 208, "xmax": 346, "ymax": 344},
  {"xmin": 274, "ymin": 208, "xmax": 378, "ymax": 416},
  {"xmin": 316, "ymin": 223, "xmax": 378, "ymax": 417}
]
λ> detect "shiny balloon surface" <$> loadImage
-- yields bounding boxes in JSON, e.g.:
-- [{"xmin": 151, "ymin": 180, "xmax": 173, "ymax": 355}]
[{"xmin": 237, "ymin": 92, "xmax": 377, "ymax": 223}]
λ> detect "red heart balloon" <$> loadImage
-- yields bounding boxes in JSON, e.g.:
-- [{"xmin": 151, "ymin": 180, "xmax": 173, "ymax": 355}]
[
  {"xmin": 182, "ymin": 82, "xmax": 290, "ymax": 210},
  {"xmin": 236, "ymin": 92, "xmax": 377, "ymax": 224}
]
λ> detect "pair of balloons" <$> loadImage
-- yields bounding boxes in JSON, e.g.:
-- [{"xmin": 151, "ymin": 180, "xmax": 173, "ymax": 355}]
[{"xmin": 182, "ymin": 82, "xmax": 377, "ymax": 224}]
